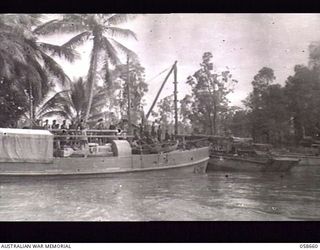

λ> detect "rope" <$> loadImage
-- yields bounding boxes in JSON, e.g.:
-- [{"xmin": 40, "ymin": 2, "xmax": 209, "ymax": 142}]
[{"xmin": 145, "ymin": 66, "xmax": 171, "ymax": 84}]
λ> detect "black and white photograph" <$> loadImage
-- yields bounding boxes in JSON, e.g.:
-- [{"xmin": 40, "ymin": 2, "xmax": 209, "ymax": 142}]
[{"xmin": 0, "ymin": 13, "xmax": 319, "ymax": 222}]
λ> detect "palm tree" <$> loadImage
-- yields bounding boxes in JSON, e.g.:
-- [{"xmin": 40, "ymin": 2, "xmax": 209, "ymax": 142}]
[
  {"xmin": 31, "ymin": 78, "xmax": 110, "ymax": 125},
  {"xmin": 0, "ymin": 14, "xmax": 79, "ymax": 124},
  {"xmin": 33, "ymin": 14, "xmax": 138, "ymax": 123}
]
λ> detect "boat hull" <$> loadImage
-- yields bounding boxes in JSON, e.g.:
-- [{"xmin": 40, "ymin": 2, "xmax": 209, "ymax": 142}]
[
  {"xmin": 280, "ymin": 154, "xmax": 320, "ymax": 166},
  {"xmin": 0, "ymin": 147, "xmax": 209, "ymax": 177},
  {"xmin": 208, "ymin": 155, "xmax": 299, "ymax": 172}
]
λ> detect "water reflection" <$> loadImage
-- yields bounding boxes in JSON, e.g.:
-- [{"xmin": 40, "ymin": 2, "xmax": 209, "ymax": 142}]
[{"xmin": 0, "ymin": 167, "xmax": 319, "ymax": 221}]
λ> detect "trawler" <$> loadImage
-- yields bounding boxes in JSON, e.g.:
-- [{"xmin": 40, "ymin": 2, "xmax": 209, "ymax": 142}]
[
  {"xmin": 0, "ymin": 61, "xmax": 209, "ymax": 177},
  {"xmin": 0, "ymin": 128, "xmax": 209, "ymax": 177}
]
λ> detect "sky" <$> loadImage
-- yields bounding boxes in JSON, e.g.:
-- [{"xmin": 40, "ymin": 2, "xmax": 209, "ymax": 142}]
[{"xmin": 42, "ymin": 14, "xmax": 320, "ymax": 111}]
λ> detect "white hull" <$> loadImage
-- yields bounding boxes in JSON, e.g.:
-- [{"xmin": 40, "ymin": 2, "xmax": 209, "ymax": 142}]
[{"xmin": 0, "ymin": 147, "xmax": 209, "ymax": 177}]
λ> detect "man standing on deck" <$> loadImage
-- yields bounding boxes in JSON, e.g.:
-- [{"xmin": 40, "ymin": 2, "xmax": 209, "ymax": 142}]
[
  {"xmin": 52, "ymin": 120, "xmax": 60, "ymax": 129},
  {"xmin": 69, "ymin": 120, "xmax": 76, "ymax": 130},
  {"xmin": 151, "ymin": 121, "xmax": 156, "ymax": 138},
  {"xmin": 157, "ymin": 124, "xmax": 162, "ymax": 142},
  {"xmin": 60, "ymin": 120, "xmax": 67, "ymax": 130},
  {"xmin": 68, "ymin": 120, "xmax": 76, "ymax": 147},
  {"xmin": 78, "ymin": 119, "xmax": 88, "ymax": 157},
  {"xmin": 95, "ymin": 118, "xmax": 105, "ymax": 144},
  {"xmin": 95, "ymin": 118, "xmax": 105, "ymax": 130},
  {"xmin": 43, "ymin": 119, "xmax": 50, "ymax": 130}
]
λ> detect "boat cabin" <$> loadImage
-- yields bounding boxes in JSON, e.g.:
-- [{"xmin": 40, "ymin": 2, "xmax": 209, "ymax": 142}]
[{"xmin": 0, "ymin": 128, "xmax": 54, "ymax": 163}]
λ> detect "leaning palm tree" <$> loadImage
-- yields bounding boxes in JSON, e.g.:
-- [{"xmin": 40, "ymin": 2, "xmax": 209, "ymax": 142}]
[
  {"xmin": 33, "ymin": 14, "xmax": 138, "ymax": 123},
  {"xmin": 32, "ymin": 78, "xmax": 110, "ymax": 125},
  {"xmin": 0, "ymin": 14, "xmax": 79, "ymax": 123}
]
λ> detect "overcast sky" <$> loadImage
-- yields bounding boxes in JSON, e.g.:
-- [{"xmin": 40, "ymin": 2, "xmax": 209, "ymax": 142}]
[{"xmin": 44, "ymin": 14, "xmax": 320, "ymax": 110}]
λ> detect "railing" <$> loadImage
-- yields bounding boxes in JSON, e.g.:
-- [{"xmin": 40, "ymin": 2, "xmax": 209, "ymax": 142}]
[
  {"xmin": 49, "ymin": 129, "xmax": 119, "ymax": 133},
  {"xmin": 49, "ymin": 129, "xmax": 133, "ymax": 149}
]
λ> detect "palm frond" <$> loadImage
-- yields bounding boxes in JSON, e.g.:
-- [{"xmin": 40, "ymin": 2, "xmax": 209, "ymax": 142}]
[
  {"xmin": 61, "ymin": 14, "xmax": 95, "ymax": 28},
  {"xmin": 61, "ymin": 14, "xmax": 86, "ymax": 22},
  {"xmin": 0, "ymin": 41, "xmax": 27, "ymax": 67},
  {"xmin": 104, "ymin": 26, "xmax": 137, "ymax": 40},
  {"xmin": 36, "ymin": 90, "xmax": 70, "ymax": 118},
  {"xmin": 103, "ymin": 37, "xmax": 121, "ymax": 66},
  {"xmin": 0, "ymin": 29, "xmax": 42, "ymax": 64},
  {"xmin": 24, "ymin": 58, "xmax": 49, "ymax": 102},
  {"xmin": 40, "ymin": 51, "xmax": 71, "ymax": 85},
  {"xmin": 61, "ymin": 103, "xmax": 75, "ymax": 121},
  {"xmin": 91, "ymin": 89, "xmax": 108, "ymax": 109},
  {"xmin": 98, "ymin": 14, "xmax": 114, "ymax": 21},
  {"xmin": 33, "ymin": 19, "xmax": 59, "ymax": 35},
  {"xmin": 70, "ymin": 78, "xmax": 87, "ymax": 115},
  {"xmin": 62, "ymin": 31, "xmax": 91, "ymax": 49},
  {"xmin": 110, "ymin": 38, "xmax": 138, "ymax": 60},
  {"xmin": 17, "ymin": 14, "xmax": 42, "ymax": 28},
  {"xmin": 88, "ymin": 112, "xmax": 106, "ymax": 121},
  {"xmin": 0, "ymin": 14, "xmax": 42, "ymax": 30},
  {"xmin": 38, "ymin": 42, "xmax": 80, "ymax": 63},
  {"xmin": 38, "ymin": 110, "xmax": 69, "ymax": 119},
  {"xmin": 33, "ymin": 19, "xmax": 87, "ymax": 36},
  {"xmin": 105, "ymin": 14, "xmax": 137, "ymax": 26},
  {"xmin": 11, "ymin": 54, "xmax": 49, "ymax": 105},
  {"xmin": 91, "ymin": 99, "xmax": 107, "ymax": 110}
]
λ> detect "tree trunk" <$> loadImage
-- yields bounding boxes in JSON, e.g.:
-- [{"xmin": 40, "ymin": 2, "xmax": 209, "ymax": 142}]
[
  {"xmin": 213, "ymin": 103, "xmax": 217, "ymax": 135},
  {"xmin": 85, "ymin": 38, "xmax": 99, "ymax": 123},
  {"xmin": 209, "ymin": 113, "xmax": 213, "ymax": 135},
  {"xmin": 213, "ymin": 111, "xmax": 217, "ymax": 135},
  {"xmin": 293, "ymin": 116, "xmax": 303, "ymax": 145}
]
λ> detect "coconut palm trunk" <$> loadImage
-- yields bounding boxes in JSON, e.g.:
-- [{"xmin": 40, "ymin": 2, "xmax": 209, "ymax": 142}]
[{"xmin": 85, "ymin": 37, "xmax": 99, "ymax": 122}]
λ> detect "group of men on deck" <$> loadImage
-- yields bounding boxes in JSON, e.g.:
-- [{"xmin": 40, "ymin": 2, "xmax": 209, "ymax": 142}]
[
  {"xmin": 18, "ymin": 116, "xmax": 176, "ymax": 153},
  {"xmin": 40, "ymin": 119, "xmax": 86, "ymax": 130},
  {"xmin": 132, "ymin": 120, "xmax": 176, "ymax": 148}
]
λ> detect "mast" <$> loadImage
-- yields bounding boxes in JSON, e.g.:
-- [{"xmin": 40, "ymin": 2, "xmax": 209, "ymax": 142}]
[
  {"xmin": 126, "ymin": 54, "xmax": 132, "ymax": 134},
  {"xmin": 173, "ymin": 63, "xmax": 178, "ymax": 136},
  {"xmin": 146, "ymin": 61, "xmax": 177, "ymax": 119}
]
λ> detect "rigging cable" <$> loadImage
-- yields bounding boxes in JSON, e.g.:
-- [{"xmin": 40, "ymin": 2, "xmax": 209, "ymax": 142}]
[{"xmin": 145, "ymin": 66, "xmax": 171, "ymax": 84}]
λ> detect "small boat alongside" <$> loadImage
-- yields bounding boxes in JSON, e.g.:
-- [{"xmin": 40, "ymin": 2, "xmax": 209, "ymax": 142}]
[
  {"xmin": 0, "ymin": 128, "xmax": 209, "ymax": 177},
  {"xmin": 271, "ymin": 143, "xmax": 320, "ymax": 166},
  {"xmin": 209, "ymin": 154, "xmax": 300, "ymax": 172},
  {"xmin": 207, "ymin": 136, "xmax": 300, "ymax": 172},
  {"xmin": 273, "ymin": 152, "xmax": 320, "ymax": 166}
]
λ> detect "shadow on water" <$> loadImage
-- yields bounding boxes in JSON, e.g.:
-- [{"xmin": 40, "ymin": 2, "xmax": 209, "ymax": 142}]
[{"xmin": 0, "ymin": 166, "xmax": 320, "ymax": 221}]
